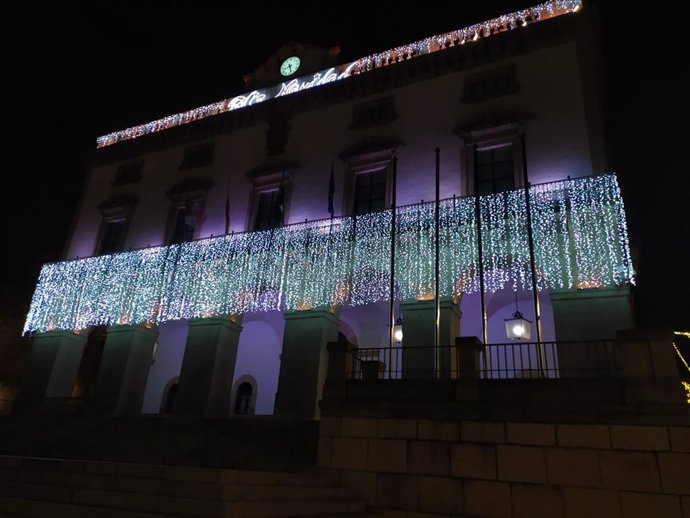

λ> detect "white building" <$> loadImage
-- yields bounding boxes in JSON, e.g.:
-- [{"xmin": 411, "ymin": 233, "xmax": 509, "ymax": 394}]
[{"xmin": 18, "ymin": 0, "xmax": 634, "ymax": 419}]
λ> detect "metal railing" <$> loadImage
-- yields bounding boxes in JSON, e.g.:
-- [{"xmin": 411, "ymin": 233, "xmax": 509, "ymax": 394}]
[{"xmin": 347, "ymin": 340, "xmax": 620, "ymax": 380}]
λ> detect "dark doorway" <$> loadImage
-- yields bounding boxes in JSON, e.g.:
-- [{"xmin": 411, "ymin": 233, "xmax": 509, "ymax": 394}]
[
  {"xmin": 71, "ymin": 326, "xmax": 107, "ymax": 399},
  {"xmin": 234, "ymin": 382, "xmax": 253, "ymax": 415},
  {"xmin": 164, "ymin": 382, "xmax": 178, "ymax": 414}
]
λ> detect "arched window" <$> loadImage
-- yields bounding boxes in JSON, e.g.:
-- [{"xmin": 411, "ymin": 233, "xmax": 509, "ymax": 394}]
[{"xmin": 234, "ymin": 382, "xmax": 253, "ymax": 415}]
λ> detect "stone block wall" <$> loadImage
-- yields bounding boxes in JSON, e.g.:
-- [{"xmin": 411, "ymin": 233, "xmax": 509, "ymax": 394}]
[{"xmin": 318, "ymin": 416, "xmax": 690, "ymax": 518}]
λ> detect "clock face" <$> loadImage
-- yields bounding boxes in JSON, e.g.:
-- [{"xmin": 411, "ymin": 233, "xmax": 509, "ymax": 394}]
[{"xmin": 280, "ymin": 56, "xmax": 301, "ymax": 77}]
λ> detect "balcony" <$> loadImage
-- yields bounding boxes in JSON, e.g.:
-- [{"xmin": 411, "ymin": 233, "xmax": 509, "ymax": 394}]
[{"xmin": 24, "ymin": 174, "xmax": 634, "ymax": 334}]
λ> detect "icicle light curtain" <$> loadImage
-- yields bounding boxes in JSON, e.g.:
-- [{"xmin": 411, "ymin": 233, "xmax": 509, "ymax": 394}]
[{"xmin": 24, "ymin": 174, "xmax": 633, "ymax": 334}]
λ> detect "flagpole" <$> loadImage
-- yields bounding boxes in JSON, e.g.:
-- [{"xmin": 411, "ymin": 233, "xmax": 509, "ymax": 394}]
[
  {"xmin": 225, "ymin": 167, "xmax": 231, "ymax": 234},
  {"xmin": 521, "ymin": 133, "xmax": 544, "ymax": 374},
  {"xmin": 434, "ymin": 148, "xmax": 441, "ymax": 377},
  {"xmin": 472, "ymin": 144, "xmax": 488, "ymax": 347},
  {"xmin": 388, "ymin": 156, "xmax": 398, "ymax": 379}
]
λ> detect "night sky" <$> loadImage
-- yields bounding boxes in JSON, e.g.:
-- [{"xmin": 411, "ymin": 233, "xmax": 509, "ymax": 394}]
[{"xmin": 4, "ymin": 1, "xmax": 688, "ymax": 329}]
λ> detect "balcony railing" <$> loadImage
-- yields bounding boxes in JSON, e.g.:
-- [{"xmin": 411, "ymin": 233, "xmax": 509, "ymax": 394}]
[
  {"xmin": 24, "ymin": 174, "xmax": 634, "ymax": 334},
  {"xmin": 348, "ymin": 340, "xmax": 620, "ymax": 380}
]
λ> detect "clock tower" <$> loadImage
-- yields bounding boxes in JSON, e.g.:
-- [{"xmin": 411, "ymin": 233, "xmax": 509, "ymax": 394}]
[{"xmin": 242, "ymin": 41, "xmax": 340, "ymax": 91}]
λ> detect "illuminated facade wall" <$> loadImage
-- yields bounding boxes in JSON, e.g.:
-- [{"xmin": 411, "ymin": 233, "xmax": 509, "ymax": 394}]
[
  {"xmin": 66, "ymin": 41, "xmax": 598, "ymax": 260},
  {"xmin": 25, "ymin": 5, "xmax": 629, "ymax": 415}
]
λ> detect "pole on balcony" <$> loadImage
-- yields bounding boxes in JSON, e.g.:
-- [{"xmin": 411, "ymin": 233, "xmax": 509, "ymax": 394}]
[
  {"xmin": 521, "ymin": 133, "xmax": 544, "ymax": 373},
  {"xmin": 434, "ymin": 148, "xmax": 441, "ymax": 376},
  {"xmin": 388, "ymin": 156, "xmax": 398, "ymax": 379},
  {"xmin": 472, "ymin": 144, "xmax": 488, "ymax": 347}
]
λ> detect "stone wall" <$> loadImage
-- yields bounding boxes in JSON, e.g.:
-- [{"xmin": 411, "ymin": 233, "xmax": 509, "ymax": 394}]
[{"xmin": 318, "ymin": 416, "xmax": 690, "ymax": 518}]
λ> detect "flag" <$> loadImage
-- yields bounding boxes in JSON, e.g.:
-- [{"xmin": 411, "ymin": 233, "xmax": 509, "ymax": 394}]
[
  {"xmin": 224, "ymin": 193, "xmax": 230, "ymax": 234},
  {"xmin": 185, "ymin": 195, "xmax": 206, "ymax": 226},
  {"xmin": 327, "ymin": 160, "xmax": 335, "ymax": 218}
]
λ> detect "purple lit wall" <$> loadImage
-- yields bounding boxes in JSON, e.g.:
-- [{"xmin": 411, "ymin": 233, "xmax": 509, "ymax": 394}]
[
  {"xmin": 231, "ymin": 311, "xmax": 284, "ymax": 415},
  {"xmin": 141, "ymin": 319, "xmax": 188, "ymax": 413}
]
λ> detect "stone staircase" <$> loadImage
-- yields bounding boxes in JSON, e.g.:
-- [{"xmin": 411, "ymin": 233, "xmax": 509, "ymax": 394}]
[{"xmin": 0, "ymin": 456, "xmax": 374, "ymax": 518}]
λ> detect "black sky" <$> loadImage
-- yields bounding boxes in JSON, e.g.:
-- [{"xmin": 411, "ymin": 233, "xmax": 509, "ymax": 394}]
[{"xmin": 4, "ymin": 1, "xmax": 688, "ymax": 329}]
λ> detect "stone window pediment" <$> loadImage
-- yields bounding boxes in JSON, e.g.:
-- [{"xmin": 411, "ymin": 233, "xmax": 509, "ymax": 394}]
[
  {"xmin": 180, "ymin": 142, "xmax": 214, "ymax": 170},
  {"xmin": 97, "ymin": 194, "xmax": 139, "ymax": 222}
]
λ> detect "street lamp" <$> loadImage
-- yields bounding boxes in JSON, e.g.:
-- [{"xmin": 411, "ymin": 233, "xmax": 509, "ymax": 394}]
[
  {"xmin": 504, "ymin": 310, "xmax": 532, "ymax": 341},
  {"xmin": 505, "ymin": 292, "xmax": 532, "ymax": 341},
  {"xmin": 393, "ymin": 317, "xmax": 403, "ymax": 343}
]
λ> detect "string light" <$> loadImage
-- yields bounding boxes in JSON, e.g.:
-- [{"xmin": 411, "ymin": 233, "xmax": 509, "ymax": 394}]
[
  {"xmin": 24, "ymin": 174, "xmax": 632, "ymax": 334},
  {"xmin": 95, "ymin": 0, "xmax": 582, "ymax": 148}
]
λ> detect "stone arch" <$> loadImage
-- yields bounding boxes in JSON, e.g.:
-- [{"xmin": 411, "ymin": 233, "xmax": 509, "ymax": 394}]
[
  {"xmin": 455, "ymin": 261, "xmax": 556, "ymax": 345},
  {"xmin": 337, "ymin": 319, "xmax": 358, "ymax": 346}
]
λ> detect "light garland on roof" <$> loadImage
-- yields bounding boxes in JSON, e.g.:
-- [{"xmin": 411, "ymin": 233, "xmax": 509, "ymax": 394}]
[
  {"xmin": 95, "ymin": 0, "xmax": 582, "ymax": 148},
  {"xmin": 23, "ymin": 174, "xmax": 632, "ymax": 334}
]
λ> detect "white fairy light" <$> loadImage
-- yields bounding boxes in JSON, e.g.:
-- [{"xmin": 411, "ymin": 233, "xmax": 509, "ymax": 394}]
[{"xmin": 95, "ymin": 0, "xmax": 583, "ymax": 148}]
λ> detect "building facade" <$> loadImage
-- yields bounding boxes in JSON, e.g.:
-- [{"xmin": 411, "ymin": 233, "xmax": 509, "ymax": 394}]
[{"xmin": 18, "ymin": 1, "xmax": 635, "ymax": 419}]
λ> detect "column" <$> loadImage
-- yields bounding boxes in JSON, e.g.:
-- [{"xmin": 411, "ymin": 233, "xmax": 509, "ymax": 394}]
[
  {"xmin": 274, "ymin": 308, "xmax": 340, "ymax": 420},
  {"xmin": 439, "ymin": 299, "xmax": 462, "ymax": 378},
  {"xmin": 88, "ymin": 323, "xmax": 158, "ymax": 416},
  {"xmin": 551, "ymin": 286, "xmax": 633, "ymax": 377},
  {"xmin": 550, "ymin": 286, "xmax": 633, "ymax": 341},
  {"xmin": 173, "ymin": 316, "xmax": 243, "ymax": 418},
  {"xmin": 13, "ymin": 330, "xmax": 87, "ymax": 411},
  {"xmin": 400, "ymin": 298, "xmax": 461, "ymax": 379}
]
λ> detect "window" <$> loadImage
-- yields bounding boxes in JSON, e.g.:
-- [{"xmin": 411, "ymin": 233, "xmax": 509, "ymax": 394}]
[
  {"xmin": 339, "ymin": 137, "xmax": 401, "ymax": 216},
  {"xmin": 112, "ymin": 161, "xmax": 143, "ymax": 186},
  {"xmin": 475, "ymin": 145, "xmax": 515, "ymax": 195},
  {"xmin": 253, "ymin": 189, "xmax": 284, "ymax": 230},
  {"xmin": 95, "ymin": 194, "xmax": 138, "ymax": 255},
  {"xmin": 245, "ymin": 160, "xmax": 294, "ymax": 231},
  {"xmin": 353, "ymin": 169, "xmax": 386, "ymax": 214},
  {"xmin": 350, "ymin": 96, "xmax": 396, "ymax": 130},
  {"xmin": 169, "ymin": 207, "xmax": 196, "ymax": 244},
  {"xmin": 165, "ymin": 177, "xmax": 212, "ymax": 244},
  {"xmin": 98, "ymin": 219, "xmax": 128, "ymax": 254},
  {"xmin": 462, "ymin": 64, "xmax": 519, "ymax": 103},
  {"xmin": 180, "ymin": 142, "xmax": 214, "ymax": 170},
  {"xmin": 454, "ymin": 119, "xmax": 525, "ymax": 197}
]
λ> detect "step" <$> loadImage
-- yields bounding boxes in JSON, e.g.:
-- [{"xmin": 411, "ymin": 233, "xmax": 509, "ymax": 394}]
[
  {"xmin": 0, "ymin": 456, "xmax": 368, "ymax": 518},
  {"xmin": 0, "ymin": 456, "xmax": 340, "ymax": 488},
  {"xmin": 0, "ymin": 495, "xmax": 178, "ymax": 518},
  {"xmin": 0, "ymin": 480, "xmax": 366, "ymax": 516},
  {"xmin": 0, "ymin": 493, "xmax": 367, "ymax": 518}
]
